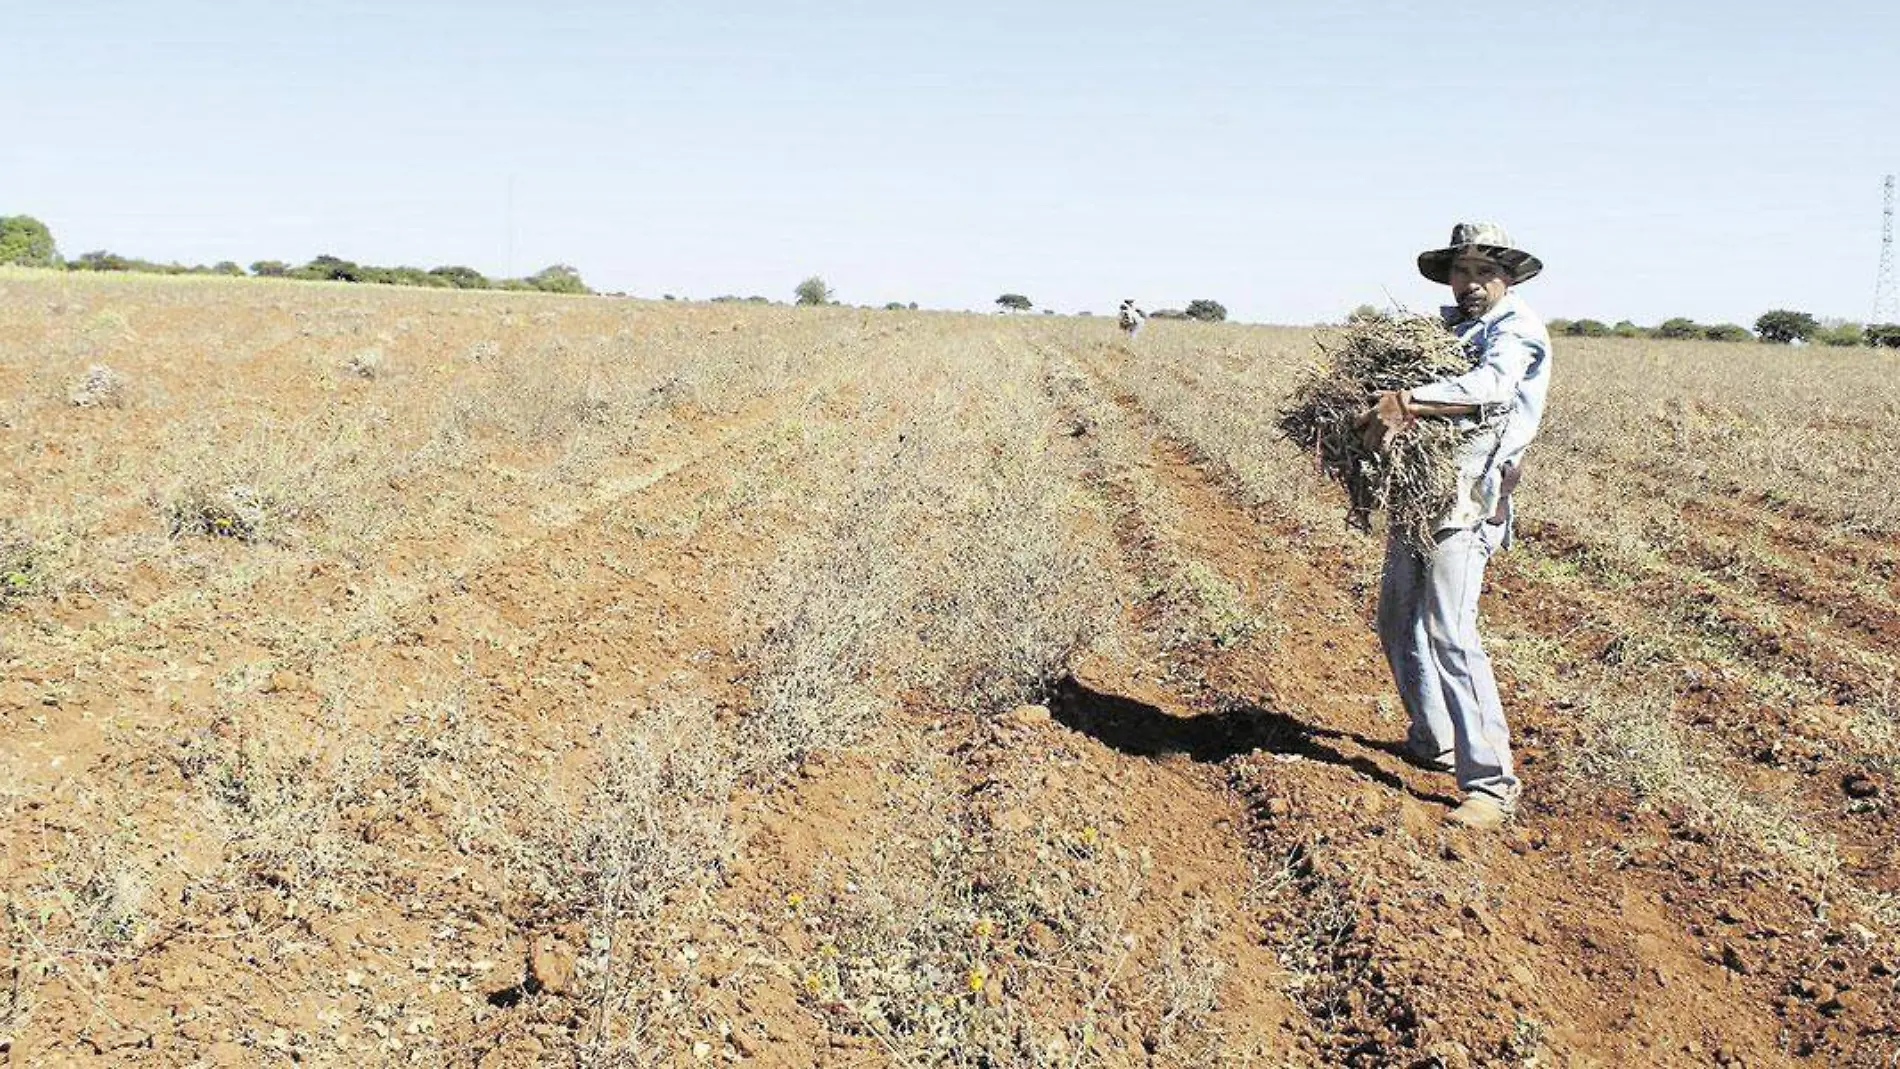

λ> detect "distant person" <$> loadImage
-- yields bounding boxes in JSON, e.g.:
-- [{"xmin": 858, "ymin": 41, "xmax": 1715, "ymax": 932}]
[
  {"xmin": 1117, "ymin": 299, "xmax": 1146, "ymax": 337},
  {"xmin": 1353, "ymin": 222, "xmax": 1551, "ymax": 830}
]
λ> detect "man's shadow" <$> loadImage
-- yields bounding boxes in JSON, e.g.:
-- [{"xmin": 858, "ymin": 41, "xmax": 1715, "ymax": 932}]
[{"xmin": 1051, "ymin": 677, "xmax": 1458, "ymax": 807}]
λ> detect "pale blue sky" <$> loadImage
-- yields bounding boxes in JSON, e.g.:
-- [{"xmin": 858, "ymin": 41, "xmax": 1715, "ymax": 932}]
[{"xmin": 6, "ymin": 2, "xmax": 1897, "ymax": 324}]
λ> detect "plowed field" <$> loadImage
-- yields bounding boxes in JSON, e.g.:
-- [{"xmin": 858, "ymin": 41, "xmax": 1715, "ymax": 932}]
[{"xmin": 3, "ymin": 271, "xmax": 1896, "ymax": 1066}]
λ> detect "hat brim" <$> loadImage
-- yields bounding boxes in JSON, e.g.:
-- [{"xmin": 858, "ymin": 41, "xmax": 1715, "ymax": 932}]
[{"xmin": 1417, "ymin": 245, "xmax": 1542, "ymax": 286}]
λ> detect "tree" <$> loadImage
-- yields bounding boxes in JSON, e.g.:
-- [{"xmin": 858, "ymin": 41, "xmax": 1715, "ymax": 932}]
[
  {"xmin": 71, "ymin": 250, "xmax": 131, "ymax": 272},
  {"xmin": 1184, "ymin": 299, "xmax": 1227, "ymax": 323},
  {"xmin": 1564, "ymin": 319, "xmax": 1611, "ymax": 337},
  {"xmin": 250, "ymin": 260, "xmax": 289, "ymax": 277},
  {"xmin": 429, "ymin": 265, "xmax": 489, "ymax": 289},
  {"xmin": 995, "ymin": 293, "xmax": 1032, "ymax": 312},
  {"xmin": 291, "ymin": 254, "xmax": 363, "ymax": 282},
  {"xmin": 1612, "ymin": 320, "xmax": 1644, "ymax": 338},
  {"xmin": 794, "ymin": 276, "xmax": 832, "ymax": 306},
  {"xmin": 1866, "ymin": 323, "xmax": 1900, "ymax": 349},
  {"xmin": 1703, "ymin": 323, "xmax": 1753, "ymax": 343},
  {"xmin": 1654, "ymin": 317, "xmax": 1701, "ymax": 340},
  {"xmin": 211, "ymin": 261, "xmax": 244, "ymax": 276},
  {"xmin": 0, "ymin": 215, "xmax": 58, "ymax": 267},
  {"xmin": 1754, "ymin": 309, "xmax": 1818, "ymax": 345},
  {"xmin": 527, "ymin": 264, "xmax": 589, "ymax": 294}
]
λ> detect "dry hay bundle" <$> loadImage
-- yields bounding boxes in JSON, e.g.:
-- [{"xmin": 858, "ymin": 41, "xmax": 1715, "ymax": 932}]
[{"xmin": 1279, "ymin": 312, "xmax": 1492, "ymax": 552}]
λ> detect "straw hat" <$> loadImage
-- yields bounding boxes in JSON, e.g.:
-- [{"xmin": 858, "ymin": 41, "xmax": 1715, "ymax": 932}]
[{"xmin": 1416, "ymin": 222, "xmax": 1543, "ymax": 285}]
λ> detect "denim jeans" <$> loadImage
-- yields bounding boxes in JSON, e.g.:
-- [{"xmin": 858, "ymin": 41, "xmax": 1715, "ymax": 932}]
[{"xmin": 1375, "ymin": 519, "xmax": 1520, "ymax": 807}]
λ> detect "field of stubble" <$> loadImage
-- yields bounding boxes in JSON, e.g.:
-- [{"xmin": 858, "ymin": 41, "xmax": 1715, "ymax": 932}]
[{"xmin": 3, "ymin": 269, "xmax": 1897, "ymax": 1067}]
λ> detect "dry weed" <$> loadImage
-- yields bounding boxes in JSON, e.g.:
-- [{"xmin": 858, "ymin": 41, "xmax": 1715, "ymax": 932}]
[
  {"xmin": 67, "ymin": 364, "xmax": 128, "ymax": 408},
  {"xmin": 1572, "ymin": 686, "xmax": 1842, "ymax": 884}
]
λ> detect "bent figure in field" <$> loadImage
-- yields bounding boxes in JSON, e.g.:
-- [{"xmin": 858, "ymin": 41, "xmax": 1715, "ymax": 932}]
[
  {"xmin": 1354, "ymin": 222, "xmax": 1551, "ymax": 830},
  {"xmin": 1117, "ymin": 299, "xmax": 1146, "ymax": 336}
]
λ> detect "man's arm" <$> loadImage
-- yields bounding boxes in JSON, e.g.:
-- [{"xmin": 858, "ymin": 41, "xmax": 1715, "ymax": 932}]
[
  {"xmin": 1355, "ymin": 328, "xmax": 1542, "ymax": 449},
  {"xmin": 1408, "ymin": 329, "xmax": 1543, "ymax": 409}
]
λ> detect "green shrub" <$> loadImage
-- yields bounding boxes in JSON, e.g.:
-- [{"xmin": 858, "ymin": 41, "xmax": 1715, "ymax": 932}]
[
  {"xmin": 1703, "ymin": 323, "xmax": 1753, "ymax": 343},
  {"xmin": 1866, "ymin": 323, "xmax": 1900, "ymax": 349},
  {"xmin": 72, "ymin": 250, "xmax": 132, "ymax": 272},
  {"xmin": 1654, "ymin": 317, "xmax": 1701, "ymax": 340},
  {"xmin": 0, "ymin": 528, "xmax": 46, "ymax": 604},
  {"xmin": 1612, "ymin": 320, "xmax": 1644, "ymax": 338},
  {"xmin": 795, "ymin": 276, "xmax": 832, "ymax": 306},
  {"xmin": 527, "ymin": 264, "xmax": 589, "ymax": 294},
  {"xmin": 1814, "ymin": 322, "xmax": 1865, "ymax": 347},
  {"xmin": 1565, "ymin": 319, "xmax": 1611, "ymax": 337},
  {"xmin": 1184, "ymin": 299, "xmax": 1227, "ymax": 323},
  {"xmin": 428, "ymin": 265, "xmax": 489, "ymax": 289}
]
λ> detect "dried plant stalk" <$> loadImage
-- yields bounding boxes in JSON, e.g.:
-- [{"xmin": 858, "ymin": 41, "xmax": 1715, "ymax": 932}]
[{"xmin": 1279, "ymin": 312, "xmax": 1490, "ymax": 551}]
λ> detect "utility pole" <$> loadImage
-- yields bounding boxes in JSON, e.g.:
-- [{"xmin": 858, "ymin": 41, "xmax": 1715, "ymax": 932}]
[{"xmin": 1876, "ymin": 175, "xmax": 1898, "ymax": 325}]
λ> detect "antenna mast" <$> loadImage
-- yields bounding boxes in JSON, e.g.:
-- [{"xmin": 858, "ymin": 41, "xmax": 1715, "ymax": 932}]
[{"xmin": 1876, "ymin": 175, "xmax": 1898, "ymax": 325}]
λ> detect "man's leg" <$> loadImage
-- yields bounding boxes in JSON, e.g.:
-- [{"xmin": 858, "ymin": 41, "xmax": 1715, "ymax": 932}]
[
  {"xmin": 1376, "ymin": 532, "xmax": 1455, "ymax": 769},
  {"xmin": 1424, "ymin": 523, "xmax": 1518, "ymax": 806}
]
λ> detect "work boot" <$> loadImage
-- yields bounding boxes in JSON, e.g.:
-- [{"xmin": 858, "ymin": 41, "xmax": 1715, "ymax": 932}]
[{"xmin": 1446, "ymin": 794, "xmax": 1511, "ymax": 830}]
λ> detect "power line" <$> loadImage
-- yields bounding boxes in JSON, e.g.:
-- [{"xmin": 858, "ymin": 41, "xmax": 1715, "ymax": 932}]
[{"xmin": 1876, "ymin": 174, "xmax": 1898, "ymax": 326}]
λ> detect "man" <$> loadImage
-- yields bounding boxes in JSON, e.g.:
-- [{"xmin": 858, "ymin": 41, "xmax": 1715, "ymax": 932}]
[
  {"xmin": 1355, "ymin": 222, "xmax": 1551, "ymax": 830},
  {"xmin": 1117, "ymin": 298, "xmax": 1146, "ymax": 336}
]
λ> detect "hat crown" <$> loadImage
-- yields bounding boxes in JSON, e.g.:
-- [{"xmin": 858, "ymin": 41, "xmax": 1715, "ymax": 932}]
[{"xmin": 1449, "ymin": 222, "xmax": 1514, "ymax": 249}]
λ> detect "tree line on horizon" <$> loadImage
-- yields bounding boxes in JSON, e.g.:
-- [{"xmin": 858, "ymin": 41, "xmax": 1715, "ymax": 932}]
[
  {"xmin": 0, "ymin": 214, "xmax": 591, "ymax": 296},
  {"xmin": 9, "ymin": 213, "xmax": 1894, "ymax": 344},
  {"xmin": 1350, "ymin": 303, "xmax": 1900, "ymax": 349}
]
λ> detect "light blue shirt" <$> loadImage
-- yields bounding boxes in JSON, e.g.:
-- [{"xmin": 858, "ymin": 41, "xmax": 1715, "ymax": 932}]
[{"xmin": 1409, "ymin": 292, "xmax": 1552, "ymax": 531}]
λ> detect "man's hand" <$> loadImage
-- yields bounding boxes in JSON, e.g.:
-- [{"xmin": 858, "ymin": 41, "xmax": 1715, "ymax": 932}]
[{"xmin": 1353, "ymin": 390, "xmax": 1415, "ymax": 453}]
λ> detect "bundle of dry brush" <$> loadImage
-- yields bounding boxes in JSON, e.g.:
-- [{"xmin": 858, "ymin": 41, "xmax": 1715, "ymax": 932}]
[{"xmin": 1279, "ymin": 312, "xmax": 1492, "ymax": 552}]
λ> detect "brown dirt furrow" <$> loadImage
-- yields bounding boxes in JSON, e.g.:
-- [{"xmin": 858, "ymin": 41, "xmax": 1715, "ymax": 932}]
[
  {"xmin": 5, "ymin": 372, "xmax": 858, "ymax": 1065},
  {"xmin": 683, "ymin": 336, "xmax": 1305, "ymax": 1065},
  {"xmin": 1486, "ymin": 524, "xmax": 1900, "ymax": 912},
  {"xmin": 1088, "ymin": 373, "xmax": 1891, "ymax": 1066},
  {"xmin": 1566, "ymin": 447, "xmax": 1900, "ymax": 587}
]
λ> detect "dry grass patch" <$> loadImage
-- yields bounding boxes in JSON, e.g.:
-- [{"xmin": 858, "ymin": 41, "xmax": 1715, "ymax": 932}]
[
  {"xmin": 1571, "ymin": 684, "xmax": 1843, "ymax": 885},
  {"xmin": 739, "ymin": 335, "xmax": 1114, "ymax": 774}
]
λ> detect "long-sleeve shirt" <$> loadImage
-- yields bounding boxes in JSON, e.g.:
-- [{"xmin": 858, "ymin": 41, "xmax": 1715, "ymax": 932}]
[{"xmin": 1409, "ymin": 292, "xmax": 1552, "ymax": 532}]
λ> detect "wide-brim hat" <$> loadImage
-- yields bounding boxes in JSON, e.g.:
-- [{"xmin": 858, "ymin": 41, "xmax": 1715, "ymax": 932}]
[{"xmin": 1417, "ymin": 222, "xmax": 1543, "ymax": 285}]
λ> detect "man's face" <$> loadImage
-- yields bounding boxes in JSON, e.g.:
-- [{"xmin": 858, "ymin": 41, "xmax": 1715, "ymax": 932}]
[{"xmin": 1448, "ymin": 254, "xmax": 1510, "ymax": 318}]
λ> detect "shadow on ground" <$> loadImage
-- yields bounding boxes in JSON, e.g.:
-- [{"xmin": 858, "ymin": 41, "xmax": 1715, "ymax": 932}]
[{"xmin": 1053, "ymin": 676, "xmax": 1458, "ymax": 806}]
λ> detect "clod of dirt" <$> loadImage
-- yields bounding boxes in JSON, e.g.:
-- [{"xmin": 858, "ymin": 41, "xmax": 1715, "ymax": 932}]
[
  {"xmin": 1721, "ymin": 943, "xmax": 1753, "ymax": 975},
  {"xmin": 528, "ymin": 934, "xmax": 578, "ymax": 996},
  {"xmin": 1019, "ymin": 921, "xmax": 1059, "ymax": 959},
  {"xmin": 1008, "ymin": 703, "xmax": 1052, "ymax": 727},
  {"xmin": 1842, "ymin": 773, "xmax": 1881, "ymax": 799}
]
